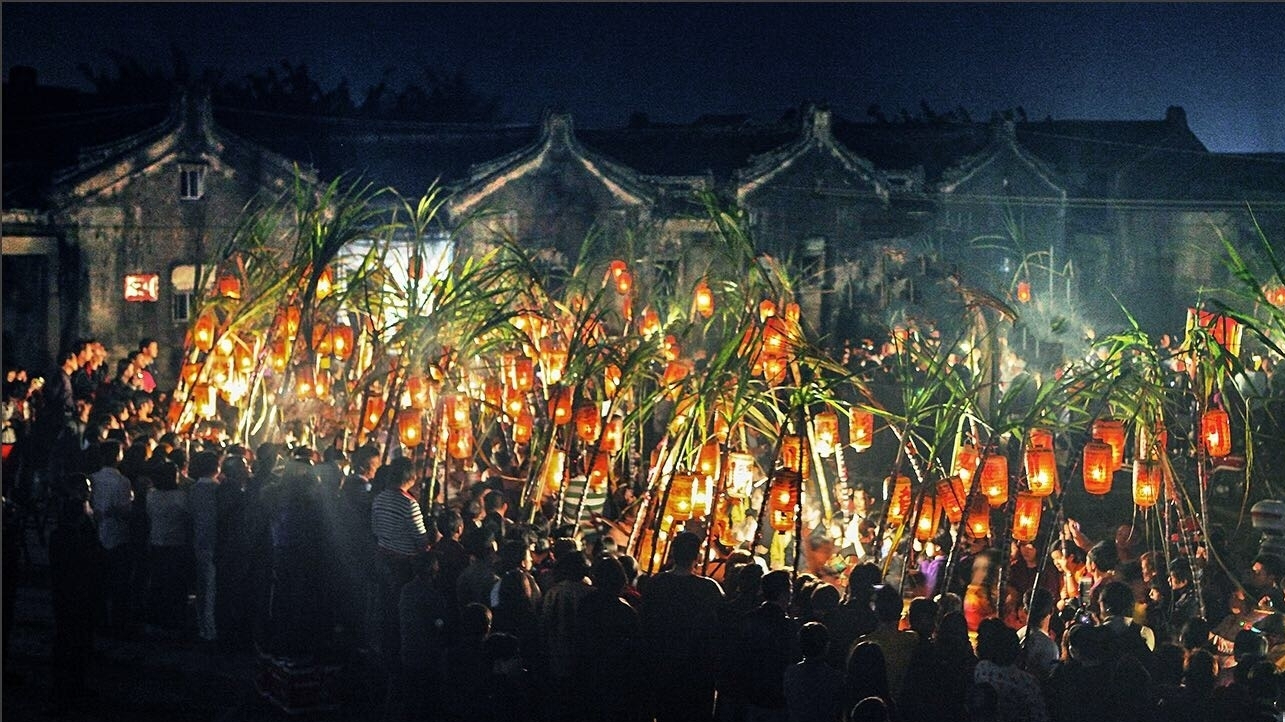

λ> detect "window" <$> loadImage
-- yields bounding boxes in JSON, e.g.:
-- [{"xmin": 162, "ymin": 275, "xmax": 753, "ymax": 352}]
[
  {"xmin": 179, "ymin": 165, "xmax": 205, "ymax": 200},
  {"xmin": 800, "ymin": 237, "xmax": 826, "ymax": 280}
]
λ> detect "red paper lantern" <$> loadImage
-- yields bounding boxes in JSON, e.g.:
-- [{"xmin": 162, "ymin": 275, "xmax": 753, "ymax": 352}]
[
  {"xmin": 1024, "ymin": 447, "xmax": 1057, "ymax": 497},
  {"xmin": 768, "ymin": 470, "xmax": 800, "ymax": 533},
  {"xmin": 1016, "ymin": 280, "xmax": 1032, "ymax": 304},
  {"xmin": 193, "ymin": 312, "xmax": 217, "ymax": 352},
  {"xmin": 1012, "ymin": 492, "xmax": 1042, "ymax": 542},
  {"xmin": 575, "ymin": 405, "xmax": 602, "ymax": 443},
  {"xmin": 362, "ymin": 396, "xmax": 386, "ymax": 432},
  {"xmin": 886, "ymin": 475, "xmax": 912, "ymax": 526},
  {"xmin": 1202, "ymin": 408, "xmax": 1232, "ymax": 458},
  {"xmin": 549, "ymin": 387, "xmax": 572, "ymax": 425},
  {"xmin": 813, "ymin": 410, "xmax": 839, "ymax": 457},
  {"xmin": 955, "ymin": 444, "xmax": 981, "ymax": 490},
  {"xmin": 1083, "ymin": 441, "xmax": 1114, "ymax": 494},
  {"xmin": 914, "ymin": 494, "xmax": 938, "ymax": 542},
  {"xmin": 966, "ymin": 495, "xmax": 990, "ymax": 538},
  {"xmin": 1028, "ymin": 428, "xmax": 1053, "ymax": 450},
  {"xmin": 667, "ymin": 473, "xmax": 696, "ymax": 520},
  {"xmin": 937, "ymin": 476, "xmax": 967, "ymax": 524},
  {"xmin": 694, "ymin": 280, "xmax": 714, "ymax": 318},
  {"xmin": 1132, "ymin": 459, "xmax": 1162, "ymax": 508},
  {"xmin": 397, "ymin": 410, "xmax": 423, "ymax": 447},
  {"xmin": 1091, "ymin": 419, "xmax": 1126, "ymax": 470},
  {"xmin": 851, "ymin": 410, "xmax": 875, "ymax": 452},
  {"xmin": 980, "ymin": 454, "xmax": 1009, "ymax": 507}
]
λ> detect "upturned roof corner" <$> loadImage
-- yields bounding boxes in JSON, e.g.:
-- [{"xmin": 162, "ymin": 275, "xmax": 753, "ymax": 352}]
[{"xmin": 737, "ymin": 105, "xmax": 888, "ymax": 203}]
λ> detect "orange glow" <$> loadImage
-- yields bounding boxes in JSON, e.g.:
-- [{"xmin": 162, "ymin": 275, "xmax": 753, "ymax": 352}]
[
  {"xmin": 667, "ymin": 473, "xmax": 695, "ymax": 520},
  {"xmin": 549, "ymin": 387, "xmax": 572, "ymax": 425},
  {"xmin": 600, "ymin": 417, "xmax": 623, "ymax": 454},
  {"xmin": 540, "ymin": 448, "xmax": 566, "ymax": 495},
  {"xmin": 937, "ymin": 476, "xmax": 967, "ymax": 523},
  {"xmin": 587, "ymin": 453, "xmax": 611, "ymax": 494},
  {"xmin": 192, "ymin": 383, "xmax": 217, "ymax": 419},
  {"xmin": 813, "ymin": 410, "xmax": 839, "ymax": 457},
  {"xmin": 445, "ymin": 393, "xmax": 471, "ymax": 429},
  {"xmin": 1024, "ymin": 447, "xmax": 1057, "ymax": 497},
  {"xmin": 407, "ymin": 375, "xmax": 433, "ymax": 410},
  {"xmin": 575, "ymin": 405, "xmax": 602, "ymax": 443},
  {"xmin": 768, "ymin": 470, "xmax": 800, "ymax": 533},
  {"xmin": 1016, "ymin": 280, "xmax": 1032, "ymax": 304},
  {"xmin": 603, "ymin": 364, "xmax": 621, "ymax": 399},
  {"xmin": 1012, "ymin": 492, "xmax": 1042, "ymax": 542},
  {"xmin": 294, "ymin": 365, "xmax": 316, "ymax": 399},
  {"xmin": 779, "ymin": 434, "xmax": 806, "ymax": 475},
  {"xmin": 312, "ymin": 323, "xmax": 332, "ymax": 355},
  {"xmin": 1132, "ymin": 459, "xmax": 1162, "ymax": 508},
  {"xmin": 955, "ymin": 444, "xmax": 981, "ymax": 490},
  {"xmin": 915, "ymin": 495, "xmax": 938, "ymax": 542},
  {"xmin": 539, "ymin": 338, "xmax": 568, "ymax": 385},
  {"xmin": 697, "ymin": 442, "xmax": 720, "ymax": 479},
  {"xmin": 513, "ymin": 407, "xmax": 533, "ymax": 445},
  {"xmin": 1202, "ymin": 408, "xmax": 1231, "ymax": 458},
  {"xmin": 217, "ymin": 274, "xmax": 241, "ymax": 299},
  {"xmin": 315, "ymin": 267, "xmax": 334, "ymax": 300},
  {"xmin": 981, "ymin": 454, "xmax": 1009, "ymax": 507},
  {"xmin": 639, "ymin": 307, "xmax": 661, "ymax": 337},
  {"xmin": 1091, "ymin": 419, "xmax": 1126, "ymax": 469},
  {"xmin": 886, "ymin": 475, "xmax": 912, "ymax": 526},
  {"xmin": 330, "ymin": 325, "xmax": 354, "ymax": 361},
  {"xmin": 758, "ymin": 299, "xmax": 777, "ymax": 322},
  {"xmin": 694, "ymin": 280, "xmax": 714, "ymax": 318},
  {"xmin": 447, "ymin": 429, "xmax": 473, "ymax": 460},
  {"xmin": 851, "ymin": 410, "xmax": 875, "ymax": 452},
  {"xmin": 1028, "ymin": 428, "xmax": 1053, "ymax": 450},
  {"xmin": 966, "ymin": 495, "xmax": 990, "ymax": 538},
  {"xmin": 663, "ymin": 335, "xmax": 680, "ymax": 362},
  {"xmin": 397, "ymin": 410, "xmax": 422, "ymax": 447},
  {"xmin": 362, "ymin": 396, "xmax": 385, "ymax": 432},
  {"xmin": 1082, "ymin": 441, "xmax": 1114, "ymax": 494},
  {"xmin": 193, "ymin": 312, "xmax": 217, "ymax": 352}
]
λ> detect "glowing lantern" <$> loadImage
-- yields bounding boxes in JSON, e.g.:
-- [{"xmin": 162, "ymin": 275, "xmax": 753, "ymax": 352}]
[
  {"xmin": 1133, "ymin": 459, "xmax": 1162, "ymax": 508},
  {"xmin": 217, "ymin": 274, "xmax": 241, "ymax": 299},
  {"xmin": 280, "ymin": 307, "xmax": 301, "ymax": 339},
  {"xmin": 447, "ymin": 429, "xmax": 473, "ymax": 460},
  {"xmin": 600, "ymin": 417, "xmax": 623, "ymax": 454},
  {"xmin": 763, "ymin": 356, "xmax": 789, "ymax": 386},
  {"xmin": 662, "ymin": 360, "xmax": 690, "ymax": 389},
  {"xmin": 697, "ymin": 442, "xmax": 720, "ymax": 479},
  {"xmin": 758, "ymin": 299, "xmax": 777, "ymax": 322},
  {"xmin": 182, "ymin": 362, "xmax": 202, "ymax": 386},
  {"xmin": 541, "ymin": 449, "xmax": 566, "ymax": 495},
  {"xmin": 312, "ymin": 367, "xmax": 330, "ymax": 398},
  {"xmin": 549, "ymin": 387, "xmax": 572, "ymax": 425},
  {"xmin": 768, "ymin": 470, "xmax": 800, "ymax": 533},
  {"xmin": 232, "ymin": 341, "xmax": 256, "ymax": 374},
  {"xmin": 509, "ymin": 357, "xmax": 535, "ymax": 392},
  {"xmin": 1029, "ymin": 428, "xmax": 1053, "ymax": 450},
  {"xmin": 694, "ymin": 280, "xmax": 714, "ymax": 318},
  {"xmin": 587, "ymin": 453, "xmax": 611, "ymax": 494},
  {"xmin": 615, "ymin": 270, "xmax": 633, "ymax": 296},
  {"xmin": 330, "ymin": 325, "xmax": 354, "ymax": 361},
  {"xmin": 315, "ymin": 266, "xmax": 334, "ymax": 299},
  {"xmin": 483, "ymin": 378, "xmax": 503, "ymax": 410},
  {"xmin": 1091, "ymin": 419, "xmax": 1126, "ymax": 469},
  {"xmin": 312, "ymin": 323, "xmax": 332, "ymax": 356},
  {"xmin": 445, "ymin": 394, "xmax": 471, "ymax": 429},
  {"xmin": 667, "ymin": 473, "xmax": 696, "ymax": 520},
  {"xmin": 763, "ymin": 317, "xmax": 791, "ymax": 359},
  {"xmin": 1267, "ymin": 284, "xmax": 1285, "ymax": 307},
  {"xmin": 886, "ymin": 475, "xmax": 913, "ymax": 525},
  {"xmin": 192, "ymin": 384, "xmax": 217, "ymax": 420},
  {"xmin": 1188, "ymin": 308, "xmax": 1243, "ymax": 357},
  {"xmin": 607, "ymin": 260, "xmax": 629, "ymax": 292},
  {"xmin": 1024, "ymin": 447, "xmax": 1057, "ymax": 497},
  {"xmin": 966, "ymin": 495, "xmax": 991, "ymax": 538},
  {"xmin": 268, "ymin": 338, "xmax": 288, "ymax": 373},
  {"xmin": 539, "ymin": 338, "xmax": 568, "ymax": 385},
  {"xmin": 692, "ymin": 476, "xmax": 715, "ymax": 518},
  {"xmin": 813, "ymin": 410, "xmax": 840, "ymax": 458},
  {"xmin": 407, "ymin": 375, "xmax": 433, "ymax": 411},
  {"xmin": 575, "ymin": 406, "xmax": 602, "ymax": 443},
  {"xmin": 728, "ymin": 452, "xmax": 757, "ymax": 495},
  {"xmin": 671, "ymin": 396, "xmax": 696, "ymax": 432},
  {"xmin": 639, "ymin": 307, "xmax": 661, "ymax": 337},
  {"xmin": 513, "ymin": 407, "xmax": 534, "ymax": 445},
  {"xmin": 915, "ymin": 495, "xmax": 938, "ymax": 542},
  {"xmin": 397, "ymin": 410, "xmax": 423, "ymax": 447},
  {"xmin": 1082, "ymin": 441, "xmax": 1114, "ymax": 494},
  {"xmin": 193, "ymin": 312, "xmax": 217, "ymax": 352},
  {"xmin": 603, "ymin": 365, "xmax": 621, "ymax": 399},
  {"xmin": 504, "ymin": 388, "xmax": 526, "ymax": 420},
  {"xmin": 955, "ymin": 444, "xmax": 981, "ymax": 490},
  {"xmin": 663, "ymin": 335, "xmax": 680, "ymax": 362},
  {"xmin": 851, "ymin": 410, "xmax": 875, "ymax": 452},
  {"xmin": 294, "ymin": 366, "xmax": 316, "ymax": 399},
  {"xmin": 937, "ymin": 476, "xmax": 967, "ymax": 524},
  {"xmin": 1202, "ymin": 408, "xmax": 1231, "ymax": 458},
  {"xmin": 779, "ymin": 434, "xmax": 806, "ymax": 475},
  {"xmin": 1016, "ymin": 280, "xmax": 1032, "ymax": 304},
  {"xmin": 1012, "ymin": 492, "xmax": 1042, "ymax": 542},
  {"xmin": 216, "ymin": 335, "xmax": 235, "ymax": 357},
  {"xmin": 980, "ymin": 455, "xmax": 1009, "ymax": 507},
  {"xmin": 360, "ymin": 396, "xmax": 385, "ymax": 432}
]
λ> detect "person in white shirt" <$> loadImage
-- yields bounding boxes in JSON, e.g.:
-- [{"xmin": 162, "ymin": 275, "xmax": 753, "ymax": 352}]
[{"xmin": 90, "ymin": 439, "xmax": 133, "ymax": 632}]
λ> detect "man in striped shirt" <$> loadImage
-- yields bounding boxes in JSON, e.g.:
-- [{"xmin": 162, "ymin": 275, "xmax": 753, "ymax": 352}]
[{"xmin": 371, "ymin": 457, "xmax": 427, "ymax": 666}]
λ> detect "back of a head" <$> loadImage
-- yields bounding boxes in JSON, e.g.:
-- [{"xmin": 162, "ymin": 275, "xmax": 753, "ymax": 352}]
[
  {"xmin": 591, "ymin": 555, "xmax": 627, "ymax": 595},
  {"xmin": 150, "ymin": 460, "xmax": 180, "ymax": 491},
  {"xmin": 1179, "ymin": 617, "xmax": 1210, "ymax": 650},
  {"xmin": 1024, "ymin": 587, "xmax": 1055, "ymax": 625},
  {"xmin": 976, "ymin": 617, "xmax": 1021, "ymax": 666},
  {"xmin": 496, "ymin": 569, "xmax": 532, "ymax": 608},
  {"xmin": 1184, "ymin": 649, "xmax": 1217, "ymax": 693},
  {"xmin": 1099, "ymin": 580, "xmax": 1135, "ymax": 617},
  {"xmin": 812, "ymin": 583, "xmax": 841, "ymax": 615},
  {"xmin": 735, "ymin": 562, "xmax": 764, "ymax": 596},
  {"xmin": 849, "ymin": 562, "xmax": 882, "ymax": 598},
  {"xmin": 1088, "ymin": 540, "xmax": 1118, "ymax": 573},
  {"xmin": 798, "ymin": 621, "xmax": 830, "ymax": 659},
  {"xmin": 936, "ymin": 610, "xmax": 969, "ymax": 646},
  {"xmin": 907, "ymin": 597, "xmax": 938, "ymax": 637},
  {"xmin": 873, "ymin": 585, "xmax": 903, "ymax": 624},
  {"xmin": 497, "ymin": 539, "xmax": 528, "ymax": 573},
  {"xmin": 1233, "ymin": 628, "xmax": 1268, "ymax": 665},
  {"xmin": 460, "ymin": 603, "xmax": 493, "ymax": 638},
  {"xmin": 483, "ymin": 488, "xmax": 507, "ymax": 514},
  {"xmin": 1066, "ymin": 623, "xmax": 1106, "ymax": 664},
  {"xmin": 669, "ymin": 531, "xmax": 701, "ymax": 567},
  {"xmin": 1155, "ymin": 643, "xmax": 1186, "ymax": 686},
  {"xmin": 189, "ymin": 450, "xmax": 221, "ymax": 479},
  {"xmin": 437, "ymin": 508, "xmax": 463, "ymax": 538},
  {"xmin": 761, "ymin": 569, "xmax": 792, "ymax": 603},
  {"xmin": 484, "ymin": 632, "xmax": 520, "ymax": 664}
]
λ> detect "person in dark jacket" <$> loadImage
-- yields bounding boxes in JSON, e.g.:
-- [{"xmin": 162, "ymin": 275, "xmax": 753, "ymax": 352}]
[
  {"xmin": 49, "ymin": 474, "xmax": 103, "ymax": 711},
  {"xmin": 738, "ymin": 569, "xmax": 799, "ymax": 720}
]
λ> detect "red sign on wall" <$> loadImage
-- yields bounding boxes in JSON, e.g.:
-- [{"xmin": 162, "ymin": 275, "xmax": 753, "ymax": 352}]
[{"xmin": 124, "ymin": 274, "xmax": 160, "ymax": 302}]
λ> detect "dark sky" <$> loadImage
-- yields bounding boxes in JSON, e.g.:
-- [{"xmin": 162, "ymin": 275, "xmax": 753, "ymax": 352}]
[{"xmin": 4, "ymin": 3, "xmax": 1283, "ymax": 152}]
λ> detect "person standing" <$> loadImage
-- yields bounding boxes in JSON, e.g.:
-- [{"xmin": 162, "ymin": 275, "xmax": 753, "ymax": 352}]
[
  {"xmin": 640, "ymin": 531, "xmax": 725, "ymax": 722},
  {"xmin": 90, "ymin": 439, "xmax": 133, "ymax": 634},
  {"xmin": 145, "ymin": 460, "xmax": 190, "ymax": 630},
  {"xmin": 188, "ymin": 450, "xmax": 222, "ymax": 643},
  {"xmin": 370, "ymin": 457, "xmax": 428, "ymax": 665},
  {"xmin": 49, "ymin": 474, "xmax": 103, "ymax": 712}
]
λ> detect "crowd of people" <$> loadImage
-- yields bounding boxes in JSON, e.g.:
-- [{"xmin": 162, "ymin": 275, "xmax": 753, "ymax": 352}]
[{"xmin": 3, "ymin": 336, "xmax": 1285, "ymax": 722}]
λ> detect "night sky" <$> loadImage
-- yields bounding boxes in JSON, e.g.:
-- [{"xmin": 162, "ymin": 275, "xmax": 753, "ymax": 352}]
[{"xmin": 4, "ymin": 3, "xmax": 1283, "ymax": 152}]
